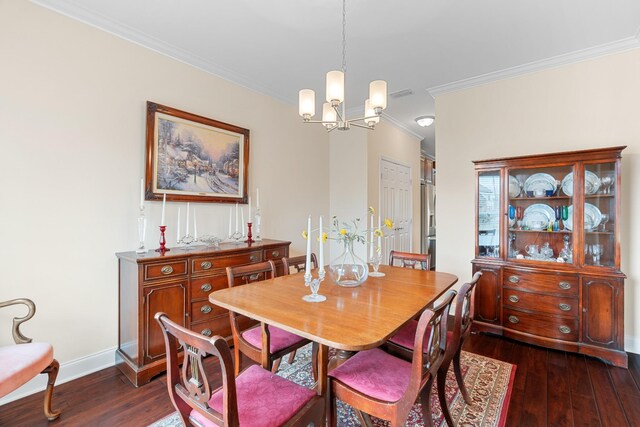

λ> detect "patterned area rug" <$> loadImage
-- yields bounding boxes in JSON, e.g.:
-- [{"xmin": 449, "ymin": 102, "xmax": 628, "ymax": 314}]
[{"xmin": 149, "ymin": 344, "xmax": 515, "ymax": 427}]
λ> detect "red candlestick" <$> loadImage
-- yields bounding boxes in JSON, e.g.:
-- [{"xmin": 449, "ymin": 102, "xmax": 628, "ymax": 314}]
[
  {"xmin": 245, "ymin": 222, "xmax": 254, "ymax": 244},
  {"xmin": 156, "ymin": 225, "xmax": 171, "ymax": 253}
]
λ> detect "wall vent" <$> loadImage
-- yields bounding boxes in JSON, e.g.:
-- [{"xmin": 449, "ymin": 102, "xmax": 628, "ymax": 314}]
[{"xmin": 389, "ymin": 89, "xmax": 414, "ymax": 98}]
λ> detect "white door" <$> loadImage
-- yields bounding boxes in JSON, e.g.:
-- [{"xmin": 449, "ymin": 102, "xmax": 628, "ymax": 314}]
[{"xmin": 380, "ymin": 158, "xmax": 412, "ymax": 264}]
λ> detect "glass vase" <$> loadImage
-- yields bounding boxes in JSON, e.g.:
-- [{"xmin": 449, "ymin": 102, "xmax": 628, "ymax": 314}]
[{"xmin": 329, "ymin": 240, "xmax": 368, "ymax": 287}]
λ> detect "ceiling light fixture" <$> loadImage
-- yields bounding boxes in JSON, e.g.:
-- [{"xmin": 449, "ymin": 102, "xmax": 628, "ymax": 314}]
[
  {"xmin": 298, "ymin": 0, "xmax": 387, "ymax": 132},
  {"xmin": 415, "ymin": 115, "xmax": 435, "ymax": 127}
]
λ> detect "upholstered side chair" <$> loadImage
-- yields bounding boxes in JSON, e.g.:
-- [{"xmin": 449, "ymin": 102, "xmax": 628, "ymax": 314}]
[
  {"xmin": 0, "ymin": 298, "xmax": 60, "ymax": 421},
  {"xmin": 155, "ymin": 312, "xmax": 324, "ymax": 426}
]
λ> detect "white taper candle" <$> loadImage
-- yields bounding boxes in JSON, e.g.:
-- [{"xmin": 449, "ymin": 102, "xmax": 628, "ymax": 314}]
[
  {"xmin": 305, "ymin": 215, "xmax": 311, "ymax": 276},
  {"xmin": 193, "ymin": 207, "xmax": 197, "ymax": 239},
  {"xmin": 176, "ymin": 208, "xmax": 181, "ymax": 241},
  {"xmin": 160, "ymin": 193, "xmax": 166, "ymax": 226},
  {"xmin": 139, "ymin": 178, "xmax": 144, "ymax": 210},
  {"xmin": 186, "ymin": 202, "xmax": 190, "ymax": 236},
  {"xmin": 319, "ymin": 216, "xmax": 324, "ymax": 273}
]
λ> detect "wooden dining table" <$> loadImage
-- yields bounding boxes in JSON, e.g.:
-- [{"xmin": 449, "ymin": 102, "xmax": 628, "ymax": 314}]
[{"xmin": 209, "ymin": 264, "xmax": 458, "ymax": 418}]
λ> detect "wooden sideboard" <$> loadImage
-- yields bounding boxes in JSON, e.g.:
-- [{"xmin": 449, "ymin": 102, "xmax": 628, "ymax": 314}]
[{"xmin": 115, "ymin": 239, "xmax": 290, "ymax": 386}]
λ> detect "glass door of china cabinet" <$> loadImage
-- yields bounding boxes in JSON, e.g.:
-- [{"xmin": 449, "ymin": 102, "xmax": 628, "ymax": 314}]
[
  {"xmin": 581, "ymin": 161, "xmax": 618, "ymax": 268},
  {"xmin": 477, "ymin": 170, "xmax": 501, "ymax": 258},
  {"xmin": 507, "ymin": 164, "xmax": 575, "ymax": 264}
]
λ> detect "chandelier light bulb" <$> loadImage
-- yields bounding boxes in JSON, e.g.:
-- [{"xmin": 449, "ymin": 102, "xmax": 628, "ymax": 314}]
[
  {"xmin": 322, "ymin": 102, "xmax": 337, "ymax": 128},
  {"xmin": 326, "ymin": 70, "xmax": 345, "ymax": 106},
  {"xmin": 364, "ymin": 99, "xmax": 380, "ymax": 126},
  {"xmin": 369, "ymin": 80, "xmax": 387, "ymax": 111},
  {"xmin": 298, "ymin": 89, "xmax": 316, "ymax": 119}
]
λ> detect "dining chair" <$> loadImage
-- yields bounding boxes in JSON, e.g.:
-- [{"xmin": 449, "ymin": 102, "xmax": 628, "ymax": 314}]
[
  {"xmin": 0, "ymin": 298, "xmax": 60, "ymax": 421},
  {"xmin": 155, "ymin": 312, "xmax": 324, "ymax": 427},
  {"xmin": 226, "ymin": 261, "xmax": 311, "ymax": 376},
  {"xmin": 282, "ymin": 253, "xmax": 318, "ymax": 275},
  {"xmin": 388, "ymin": 250, "xmax": 431, "ymax": 270},
  {"xmin": 385, "ymin": 272, "xmax": 483, "ymax": 427},
  {"xmin": 327, "ymin": 290, "xmax": 456, "ymax": 427}
]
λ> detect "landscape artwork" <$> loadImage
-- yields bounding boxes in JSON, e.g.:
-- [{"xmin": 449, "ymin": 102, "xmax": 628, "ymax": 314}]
[{"xmin": 145, "ymin": 102, "xmax": 249, "ymax": 203}]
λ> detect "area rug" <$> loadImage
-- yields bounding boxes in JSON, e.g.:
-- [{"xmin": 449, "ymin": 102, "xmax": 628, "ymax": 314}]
[{"xmin": 149, "ymin": 344, "xmax": 515, "ymax": 427}]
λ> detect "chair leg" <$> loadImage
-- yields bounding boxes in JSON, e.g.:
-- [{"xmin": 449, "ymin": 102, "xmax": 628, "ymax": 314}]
[
  {"xmin": 271, "ymin": 357, "xmax": 282, "ymax": 373},
  {"xmin": 234, "ymin": 345, "xmax": 242, "ymax": 376},
  {"xmin": 41, "ymin": 359, "xmax": 61, "ymax": 421},
  {"xmin": 453, "ymin": 347, "xmax": 471, "ymax": 404},
  {"xmin": 419, "ymin": 377, "xmax": 435, "ymax": 427},
  {"xmin": 311, "ymin": 342, "xmax": 318, "ymax": 382},
  {"xmin": 288, "ymin": 351, "xmax": 296, "ymax": 364},
  {"xmin": 437, "ymin": 360, "xmax": 454, "ymax": 427}
]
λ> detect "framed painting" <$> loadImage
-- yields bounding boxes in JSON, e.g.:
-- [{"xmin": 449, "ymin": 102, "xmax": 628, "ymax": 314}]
[{"xmin": 145, "ymin": 101, "xmax": 249, "ymax": 203}]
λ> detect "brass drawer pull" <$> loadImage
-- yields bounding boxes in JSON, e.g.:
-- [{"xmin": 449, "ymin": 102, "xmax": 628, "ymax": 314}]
[
  {"xmin": 201, "ymin": 328, "xmax": 212, "ymax": 337},
  {"xmin": 558, "ymin": 281, "xmax": 572, "ymax": 290},
  {"xmin": 508, "ymin": 275, "xmax": 520, "ymax": 284},
  {"xmin": 508, "ymin": 315, "xmax": 520, "ymax": 324},
  {"xmin": 249, "ymin": 274, "xmax": 260, "ymax": 281},
  {"xmin": 250, "ymin": 255, "xmax": 258, "ymax": 262},
  {"xmin": 559, "ymin": 325, "xmax": 571, "ymax": 334},
  {"xmin": 559, "ymin": 303, "xmax": 571, "ymax": 311},
  {"xmin": 200, "ymin": 305, "xmax": 212, "ymax": 314},
  {"xmin": 200, "ymin": 283, "xmax": 212, "ymax": 292},
  {"xmin": 508, "ymin": 295, "xmax": 519, "ymax": 303},
  {"xmin": 201, "ymin": 261, "xmax": 212, "ymax": 270},
  {"xmin": 271, "ymin": 250, "xmax": 280, "ymax": 258},
  {"xmin": 160, "ymin": 266, "xmax": 174, "ymax": 275}
]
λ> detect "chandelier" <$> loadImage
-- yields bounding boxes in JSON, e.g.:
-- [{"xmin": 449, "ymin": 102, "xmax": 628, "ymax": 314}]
[{"xmin": 298, "ymin": 0, "xmax": 387, "ymax": 132}]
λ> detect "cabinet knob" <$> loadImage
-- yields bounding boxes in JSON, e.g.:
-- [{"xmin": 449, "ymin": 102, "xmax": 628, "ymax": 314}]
[
  {"xmin": 559, "ymin": 303, "xmax": 571, "ymax": 311},
  {"xmin": 200, "ymin": 305, "xmax": 212, "ymax": 314},
  {"xmin": 508, "ymin": 315, "xmax": 520, "ymax": 324},
  {"xmin": 559, "ymin": 325, "xmax": 571, "ymax": 334},
  {"xmin": 558, "ymin": 281, "xmax": 571, "ymax": 290},
  {"xmin": 160, "ymin": 265, "xmax": 174, "ymax": 275},
  {"xmin": 508, "ymin": 295, "xmax": 520, "ymax": 303},
  {"xmin": 271, "ymin": 250, "xmax": 280, "ymax": 258},
  {"xmin": 508, "ymin": 275, "xmax": 520, "ymax": 284},
  {"xmin": 201, "ymin": 329, "xmax": 212, "ymax": 337},
  {"xmin": 200, "ymin": 283, "xmax": 212, "ymax": 292},
  {"xmin": 250, "ymin": 255, "xmax": 258, "ymax": 262},
  {"xmin": 201, "ymin": 261, "xmax": 212, "ymax": 270}
]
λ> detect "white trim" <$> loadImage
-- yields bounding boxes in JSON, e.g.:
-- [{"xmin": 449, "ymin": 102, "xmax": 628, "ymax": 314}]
[
  {"xmin": 428, "ymin": 37, "xmax": 640, "ymax": 97},
  {"xmin": 344, "ymin": 105, "xmax": 424, "ymax": 141},
  {"xmin": 0, "ymin": 346, "xmax": 116, "ymax": 405},
  {"xmin": 626, "ymin": 335, "xmax": 640, "ymax": 355},
  {"xmin": 31, "ymin": 0, "xmax": 292, "ymax": 105}
]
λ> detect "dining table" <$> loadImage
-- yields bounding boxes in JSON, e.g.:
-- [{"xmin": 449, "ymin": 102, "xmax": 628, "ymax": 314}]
[{"xmin": 209, "ymin": 264, "xmax": 458, "ymax": 421}]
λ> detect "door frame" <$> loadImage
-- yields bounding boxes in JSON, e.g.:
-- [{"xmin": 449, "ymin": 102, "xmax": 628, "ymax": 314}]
[{"xmin": 379, "ymin": 156, "xmax": 413, "ymax": 260}]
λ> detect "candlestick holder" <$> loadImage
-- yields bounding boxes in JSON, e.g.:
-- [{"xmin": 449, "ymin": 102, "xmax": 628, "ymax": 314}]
[
  {"xmin": 303, "ymin": 269, "xmax": 327, "ymax": 302},
  {"xmin": 156, "ymin": 225, "xmax": 170, "ymax": 253},
  {"xmin": 254, "ymin": 208, "xmax": 262, "ymax": 241},
  {"xmin": 245, "ymin": 222, "xmax": 254, "ymax": 244},
  {"xmin": 229, "ymin": 230, "xmax": 244, "ymax": 244},
  {"xmin": 369, "ymin": 254, "xmax": 385, "ymax": 277},
  {"xmin": 177, "ymin": 234, "xmax": 197, "ymax": 250},
  {"xmin": 136, "ymin": 206, "xmax": 147, "ymax": 254}
]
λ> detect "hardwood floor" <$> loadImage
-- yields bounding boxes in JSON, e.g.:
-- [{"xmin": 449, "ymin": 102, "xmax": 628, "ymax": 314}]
[{"xmin": 2, "ymin": 333, "xmax": 639, "ymax": 426}]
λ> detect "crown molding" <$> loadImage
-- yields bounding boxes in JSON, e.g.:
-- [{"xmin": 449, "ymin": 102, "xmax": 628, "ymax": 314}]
[
  {"xmin": 31, "ymin": 0, "xmax": 293, "ymax": 106},
  {"xmin": 428, "ymin": 36, "xmax": 640, "ymax": 97}
]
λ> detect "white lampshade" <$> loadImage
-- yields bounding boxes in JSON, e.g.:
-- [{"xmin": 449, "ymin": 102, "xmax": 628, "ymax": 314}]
[
  {"xmin": 322, "ymin": 102, "xmax": 337, "ymax": 127},
  {"xmin": 369, "ymin": 80, "xmax": 387, "ymax": 110},
  {"xmin": 326, "ymin": 70, "xmax": 345, "ymax": 104},
  {"xmin": 364, "ymin": 99, "xmax": 380, "ymax": 125},
  {"xmin": 298, "ymin": 89, "xmax": 315, "ymax": 117}
]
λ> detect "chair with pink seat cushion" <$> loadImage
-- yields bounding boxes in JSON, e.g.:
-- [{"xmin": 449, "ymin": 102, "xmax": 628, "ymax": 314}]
[
  {"xmin": 155, "ymin": 312, "xmax": 324, "ymax": 427},
  {"xmin": 328, "ymin": 290, "xmax": 455, "ymax": 427},
  {"xmin": 226, "ymin": 261, "xmax": 312, "ymax": 376},
  {"xmin": 0, "ymin": 299, "xmax": 60, "ymax": 421}
]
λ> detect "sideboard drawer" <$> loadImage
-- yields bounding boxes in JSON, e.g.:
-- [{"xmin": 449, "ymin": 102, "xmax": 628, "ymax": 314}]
[
  {"xmin": 503, "ymin": 268, "xmax": 578, "ymax": 296},
  {"xmin": 190, "ymin": 315, "xmax": 232, "ymax": 340},
  {"xmin": 503, "ymin": 308, "xmax": 578, "ymax": 342},
  {"xmin": 503, "ymin": 289, "xmax": 579, "ymax": 317},
  {"xmin": 192, "ymin": 251, "xmax": 263, "ymax": 273},
  {"xmin": 190, "ymin": 276, "xmax": 228, "ymax": 300},
  {"xmin": 144, "ymin": 260, "xmax": 188, "ymax": 281},
  {"xmin": 191, "ymin": 299, "xmax": 226, "ymax": 323},
  {"xmin": 263, "ymin": 246, "xmax": 288, "ymax": 261}
]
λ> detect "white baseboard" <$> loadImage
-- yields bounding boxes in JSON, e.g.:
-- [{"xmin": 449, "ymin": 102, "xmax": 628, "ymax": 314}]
[{"xmin": 0, "ymin": 346, "xmax": 116, "ymax": 406}]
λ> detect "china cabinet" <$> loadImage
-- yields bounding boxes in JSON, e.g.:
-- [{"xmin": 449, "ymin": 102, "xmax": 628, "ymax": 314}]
[
  {"xmin": 115, "ymin": 239, "xmax": 290, "ymax": 386},
  {"xmin": 472, "ymin": 146, "xmax": 626, "ymax": 367}
]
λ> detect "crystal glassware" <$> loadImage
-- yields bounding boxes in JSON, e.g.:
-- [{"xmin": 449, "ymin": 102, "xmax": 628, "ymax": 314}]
[
  {"xmin": 591, "ymin": 244, "xmax": 603, "ymax": 265},
  {"xmin": 136, "ymin": 207, "xmax": 147, "ymax": 254},
  {"xmin": 369, "ymin": 253, "xmax": 385, "ymax": 277},
  {"xmin": 600, "ymin": 214, "xmax": 610, "ymax": 232},
  {"xmin": 516, "ymin": 206, "xmax": 524, "ymax": 230},
  {"xmin": 303, "ymin": 270, "xmax": 327, "ymax": 302}
]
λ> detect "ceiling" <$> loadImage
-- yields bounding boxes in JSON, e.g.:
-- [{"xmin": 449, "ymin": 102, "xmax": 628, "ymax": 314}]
[{"xmin": 34, "ymin": 0, "xmax": 640, "ymax": 157}]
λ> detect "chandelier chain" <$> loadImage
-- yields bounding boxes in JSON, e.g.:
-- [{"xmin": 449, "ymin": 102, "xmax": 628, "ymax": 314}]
[{"xmin": 341, "ymin": 0, "xmax": 346, "ymax": 73}]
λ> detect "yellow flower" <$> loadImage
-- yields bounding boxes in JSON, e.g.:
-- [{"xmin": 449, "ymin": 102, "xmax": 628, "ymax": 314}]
[
  {"xmin": 316, "ymin": 232, "xmax": 328, "ymax": 243},
  {"xmin": 301, "ymin": 230, "xmax": 308, "ymax": 239},
  {"xmin": 384, "ymin": 218, "xmax": 394, "ymax": 229},
  {"xmin": 339, "ymin": 229, "xmax": 347, "ymax": 235},
  {"xmin": 373, "ymin": 229, "xmax": 384, "ymax": 237},
  {"xmin": 368, "ymin": 206, "xmax": 375, "ymax": 215}
]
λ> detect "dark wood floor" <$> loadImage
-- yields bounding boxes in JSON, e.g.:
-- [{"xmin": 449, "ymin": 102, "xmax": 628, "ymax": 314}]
[{"xmin": 2, "ymin": 333, "xmax": 640, "ymax": 426}]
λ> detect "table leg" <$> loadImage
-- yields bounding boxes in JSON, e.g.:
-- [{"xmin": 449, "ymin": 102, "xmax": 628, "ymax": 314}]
[
  {"xmin": 316, "ymin": 343, "xmax": 329, "ymax": 425},
  {"xmin": 328, "ymin": 349, "xmax": 355, "ymax": 371}
]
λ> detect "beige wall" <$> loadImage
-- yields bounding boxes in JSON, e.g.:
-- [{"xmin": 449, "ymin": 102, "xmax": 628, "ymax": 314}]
[
  {"xmin": 0, "ymin": 0, "xmax": 329, "ymax": 369},
  {"xmin": 436, "ymin": 48, "xmax": 640, "ymax": 352},
  {"xmin": 367, "ymin": 121, "xmax": 422, "ymax": 253}
]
